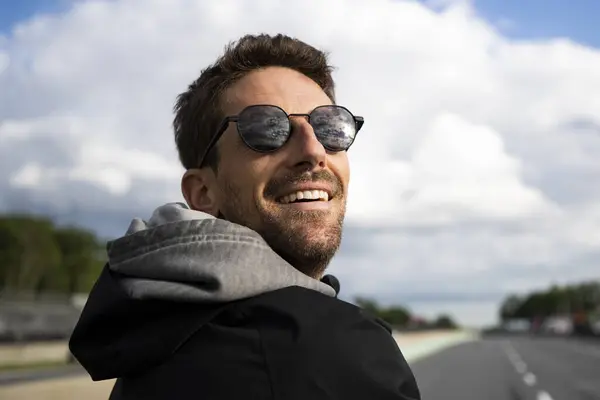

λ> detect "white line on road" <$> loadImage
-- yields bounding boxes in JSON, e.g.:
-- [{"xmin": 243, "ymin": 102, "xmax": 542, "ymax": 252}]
[
  {"xmin": 504, "ymin": 343, "xmax": 529, "ymax": 374},
  {"xmin": 507, "ymin": 352, "xmax": 522, "ymax": 364},
  {"xmin": 514, "ymin": 360, "xmax": 527, "ymax": 374},
  {"xmin": 523, "ymin": 372, "xmax": 536, "ymax": 386},
  {"xmin": 537, "ymin": 390, "xmax": 554, "ymax": 400},
  {"xmin": 503, "ymin": 342, "xmax": 523, "ymax": 364},
  {"xmin": 504, "ymin": 342, "xmax": 557, "ymax": 400}
]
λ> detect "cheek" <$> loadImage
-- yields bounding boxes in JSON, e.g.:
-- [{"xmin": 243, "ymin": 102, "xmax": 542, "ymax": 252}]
[
  {"xmin": 343, "ymin": 157, "xmax": 350, "ymax": 182},
  {"xmin": 330, "ymin": 153, "xmax": 351, "ymax": 189},
  {"xmin": 217, "ymin": 164, "xmax": 263, "ymax": 206},
  {"xmin": 246, "ymin": 156, "xmax": 278, "ymax": 195}
]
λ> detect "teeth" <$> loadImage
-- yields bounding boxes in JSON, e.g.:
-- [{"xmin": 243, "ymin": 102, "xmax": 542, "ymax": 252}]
[{"xmin": 278, "ymin": 190, "xmax": 330, "ymax": 204}]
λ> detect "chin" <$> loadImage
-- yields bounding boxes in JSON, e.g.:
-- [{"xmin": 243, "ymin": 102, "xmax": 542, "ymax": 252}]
[
  {"xmin": 259, "ymin": 197, "xmax": 342, "ymax": 235},
  {"xmin": 258, "ymin": 212, "xmax": 341, "ymax": 271}
]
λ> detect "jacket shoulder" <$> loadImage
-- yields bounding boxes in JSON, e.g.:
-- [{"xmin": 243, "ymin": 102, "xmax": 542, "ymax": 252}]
[
  {"xmin": 110, "ymin": 287, "xmax": 420, "ymax": 399},
  {"xmin": 109, "ymin": 305, "xmax": 272, "ymax": 399},
  {"xmin": 241, "ymin": 287, "xmax": 421, "ymax": 399}
]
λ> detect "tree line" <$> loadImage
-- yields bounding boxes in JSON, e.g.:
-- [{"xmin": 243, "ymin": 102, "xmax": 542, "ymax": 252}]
[
  {"xmin": 353, "ymin": 296, "xmax": 459, "ymax": 330},
  {"xmin": 499, "ymin": 280, "xmax": 600, "ymax": 322},
  {"xmin": 0, "ymin": 214, "xmax": 106, "ymax": 297},
  {"xmin": 0, "ymin": 212, "xmax": 461, "ymax": 329}
]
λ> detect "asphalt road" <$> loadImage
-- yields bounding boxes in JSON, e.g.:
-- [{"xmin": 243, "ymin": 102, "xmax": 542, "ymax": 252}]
[{"xmin": 410, "ymin": 336, "xmax": 600, "ymax": 400}]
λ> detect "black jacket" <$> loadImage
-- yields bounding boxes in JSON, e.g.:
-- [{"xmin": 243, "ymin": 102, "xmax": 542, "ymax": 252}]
[{"xmin": 69, "ymin": 203, "xmax": 421, "ymax": 399}]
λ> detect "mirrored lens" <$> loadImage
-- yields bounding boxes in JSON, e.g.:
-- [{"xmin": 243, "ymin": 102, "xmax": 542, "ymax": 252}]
[
  {"xmin": 237, "ymin": 105, "xmax": 290, "ymax": 152},
  {"xmin": 310, "ymin": 106, "xmax": 356, "ymax": 151}
]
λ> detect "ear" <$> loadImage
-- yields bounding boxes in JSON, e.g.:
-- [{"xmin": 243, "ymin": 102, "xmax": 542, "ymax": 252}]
[{"xmin": 181, "ymin": 168, "xmax": 219, "ymax": 215}]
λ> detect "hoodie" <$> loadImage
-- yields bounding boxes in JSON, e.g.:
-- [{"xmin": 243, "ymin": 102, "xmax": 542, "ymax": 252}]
[{"xmin": 69, "ymin": 202, "xmax": 421, "ymax": 399}]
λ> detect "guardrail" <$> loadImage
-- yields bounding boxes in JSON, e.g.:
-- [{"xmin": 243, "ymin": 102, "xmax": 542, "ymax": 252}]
[{"xmin": 0, "ymin": 300, "xmax": 81, "ymax": 344}]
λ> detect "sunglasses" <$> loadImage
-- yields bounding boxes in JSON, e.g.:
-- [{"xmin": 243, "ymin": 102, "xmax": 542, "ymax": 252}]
[{"xmin": 198, "ymin": 104, "xmax": 364, "ymax": 167}]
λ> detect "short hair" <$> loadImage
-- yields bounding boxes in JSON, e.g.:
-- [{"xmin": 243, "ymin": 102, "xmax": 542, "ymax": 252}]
[{"xmin": 173, "ymin": 33, "xmax": 336, "ymax": 171}]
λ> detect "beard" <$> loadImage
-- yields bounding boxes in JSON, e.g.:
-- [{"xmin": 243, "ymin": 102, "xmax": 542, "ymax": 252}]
[
  {"xmin": 217, "ymin": 171, "xmax": 346, "ymax": 279},
  {"xmin": 258, "ymin": 206, "xmax": 345, "ymax": 278}
]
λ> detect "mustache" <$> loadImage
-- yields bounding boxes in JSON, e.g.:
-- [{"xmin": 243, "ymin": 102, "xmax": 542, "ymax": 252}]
[{"xmin": 264, "ymin": 170, "xmax": 343, "ymax": 199}]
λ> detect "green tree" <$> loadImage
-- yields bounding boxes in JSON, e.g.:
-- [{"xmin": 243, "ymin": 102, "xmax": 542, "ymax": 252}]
[
  {"xmin": 353, "ymin": 296, "xmax": 413, "ymax": 328},
  {"xmin": 353, "ymin": 296, "xmax": 381, "ymax": 315},
  {"xmin": 433, "ymin": 314, "xmax": 458, "ymax": 329},
  {"xmin": 498, "ymin": 280, "xmax": 600, "ymax": 322},
  {"xmin": 0, "ymin": 215, "xmax": 61, "ymax": 293},
  {"xmin": 499, "ymin": 294, "xmax": 523, "ymax": 321},
  {"xmin": 0, "ymin": 214, "xmax": 106, "ymax": 296},
  {"xmin": 49, "ymin": 227, "xmax": 103, "ymax": 294},
  {"xmin": 379, "ymin": 306, "xmax": 412, "ymax": 327},
  {"xmin": 0, "ymin": 218, "xmax": 24, "ymax": 289}
]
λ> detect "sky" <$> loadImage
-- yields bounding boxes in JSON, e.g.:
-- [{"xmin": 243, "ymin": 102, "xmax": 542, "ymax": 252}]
[{"xmin": 1, "ymin": 0, "xmax": 599, "ymax": 327}]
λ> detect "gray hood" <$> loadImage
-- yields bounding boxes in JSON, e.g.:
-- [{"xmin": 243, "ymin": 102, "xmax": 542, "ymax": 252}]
[
  {"xmin": 69, "ymin": 202, "xmax": 339, "ymax": 381},
  {"xmin": 106, "ymin": 202, "xmax": 336, "ymax": 302}
]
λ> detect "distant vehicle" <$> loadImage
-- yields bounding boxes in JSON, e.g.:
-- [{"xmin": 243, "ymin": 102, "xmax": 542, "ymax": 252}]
[
  {"xmin": 502, "ymin": 319, "xmax": 531, "ymax": 333},
  {"xmin": 540, "ymin": 316, "xmax": 573, "ymax": 335},
  {"xmin": 571, "ymin": 311, "xmax": 597, "ymax": 336},
  {"xmin": 591, "ymin": 319, "xmax": 600, "ymax": 335}
]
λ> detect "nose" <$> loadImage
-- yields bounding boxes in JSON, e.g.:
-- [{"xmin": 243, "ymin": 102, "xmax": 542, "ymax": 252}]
[{"xmin": 284, "ymin": 117, "xmax": 327, "ymax": 171}]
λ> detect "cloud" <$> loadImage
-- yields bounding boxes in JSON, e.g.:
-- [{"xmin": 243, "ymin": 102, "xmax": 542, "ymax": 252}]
[
  {"xmin": 347, "ymin": 112, "xmax": 558, "ymax": 226},
  {"xmin": 1, "ymin": 0, "xmax": 600, "ymax": 325},
  {"xmin": 0, "ymin": 52, "xmax": 8, "ymax": 76}
]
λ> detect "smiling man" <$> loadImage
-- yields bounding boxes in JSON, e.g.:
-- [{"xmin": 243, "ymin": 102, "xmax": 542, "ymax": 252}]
[
  {"xmin": 181, "ymin": 63, "xmax": 351, "ymax": 279},
  {"xmin": 69, "ymin": 34, "xmax": 421, "ymax": 400}
]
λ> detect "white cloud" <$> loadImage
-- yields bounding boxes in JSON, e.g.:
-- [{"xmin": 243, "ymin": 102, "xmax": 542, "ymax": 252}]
[
  {"xmin": 1, "ymin": 0, "xmax": 600, "ymax": 325},
  {"xmin": 1, "ymin": 114, "xmax": 181, "ymax": 196},
  {"xmin": 347, "ymin": 112, "xmax": 558, "ymax": 226},
  {"xmin": 10, "ymin": 163, "xmax": 43, "ymax": 188},
  {"xmin": 0, "ymin": 51, "xmax": 8, "ymax": 76}
]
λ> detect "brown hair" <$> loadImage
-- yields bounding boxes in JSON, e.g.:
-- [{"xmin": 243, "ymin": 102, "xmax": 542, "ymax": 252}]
[{"xmin": 173, "ymin": 33, "xmax": 336, "ymax": 171}]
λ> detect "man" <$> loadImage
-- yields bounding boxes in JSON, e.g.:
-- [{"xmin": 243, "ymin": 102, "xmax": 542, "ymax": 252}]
[{"xmin": 69, "ymin": 34, "xmax": 421, "ymax": 399}]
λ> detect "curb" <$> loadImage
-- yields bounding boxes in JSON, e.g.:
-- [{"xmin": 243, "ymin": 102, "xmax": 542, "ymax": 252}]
[{"xmin": 398, "ymin": 331, "xmax": 479, "ymax": 363}]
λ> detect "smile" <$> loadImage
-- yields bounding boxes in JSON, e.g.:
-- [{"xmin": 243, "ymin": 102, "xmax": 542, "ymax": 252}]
[{"xmin": 277, "ymin": 190, "xmax": 330, "ymax": 204}]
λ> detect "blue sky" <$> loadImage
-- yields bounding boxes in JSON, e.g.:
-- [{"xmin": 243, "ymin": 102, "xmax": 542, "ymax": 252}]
[
  {"xmin": 474, "ymin": 0, "xmax": 600, "ymax": 48},
  {"xmin": 1, "ymin": 0, "xmax": 599, "ymax": 47},
  {"xmin": 0, "ymin": 0, "xmax": 70, "ymax": 34}
]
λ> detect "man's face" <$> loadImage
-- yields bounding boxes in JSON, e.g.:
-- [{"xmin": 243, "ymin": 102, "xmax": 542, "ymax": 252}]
[{"xmin": 204, "ymin": 67, "xmax": 350, "ymax": 278}]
